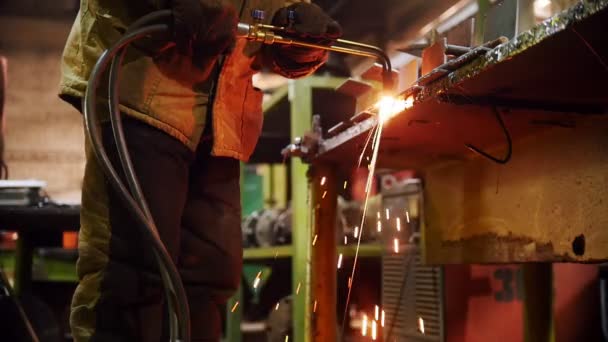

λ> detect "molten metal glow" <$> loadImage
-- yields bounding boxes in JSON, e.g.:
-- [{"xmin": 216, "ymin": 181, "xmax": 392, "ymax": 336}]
[{"xmin": 376, "ymin": 95, "xmax": 413, "ymax": 123}]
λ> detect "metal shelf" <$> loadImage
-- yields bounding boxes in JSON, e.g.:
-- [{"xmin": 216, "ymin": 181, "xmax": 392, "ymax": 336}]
[{"xmin": 243, "ymin": 243, "xmax": 383, "ymax": 260}]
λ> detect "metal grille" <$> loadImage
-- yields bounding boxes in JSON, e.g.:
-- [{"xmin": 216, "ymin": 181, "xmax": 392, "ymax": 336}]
[{"xmin": 382, "ymin": 245, "xmax": 444, "ymax": 341}]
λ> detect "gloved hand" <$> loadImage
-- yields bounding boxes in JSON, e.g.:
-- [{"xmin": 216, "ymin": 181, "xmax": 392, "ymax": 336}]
[
  {"xmin": 266, "ymin": 3, "xmax": 342, "ymax": 79},
  {"xmin": 171, "ymin": 0, "xmax": 238, "ymax": 57},
  {"xmin": 272, "ymin": 3, "xmax": 342, "ymax": 44}
]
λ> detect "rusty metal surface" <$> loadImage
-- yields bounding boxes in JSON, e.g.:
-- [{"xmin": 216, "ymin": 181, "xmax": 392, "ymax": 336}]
[
  {"xmin": 316, "ymin": 0, "xmax": 608, "ymax": 170},
  {"xmin": 422, "ymin": 117, "xmax": 608, "ymax": 263}
]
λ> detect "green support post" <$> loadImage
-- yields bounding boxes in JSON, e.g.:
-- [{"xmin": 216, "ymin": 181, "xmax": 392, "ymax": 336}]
[
  {"xmin": 289, "ymin": 78, "xmax": 314, "ymax": 342},
  {"xmin": 13, "ymin": 232, "xmax": 33, "ymax": 296}
]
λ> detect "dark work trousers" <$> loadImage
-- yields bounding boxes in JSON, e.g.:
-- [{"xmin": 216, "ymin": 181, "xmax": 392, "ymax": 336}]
[{"xmin": 70, "ymin": 117, "xmax": 242, "ymax": 342}]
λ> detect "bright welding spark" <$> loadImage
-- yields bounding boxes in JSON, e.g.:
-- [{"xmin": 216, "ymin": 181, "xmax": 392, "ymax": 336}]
[
  {"xmin": 377, "ymin": 211, "xmax": 381, "ymax": 219},
  {"xmin": 343, "ymin": 113, "xmax": 384, "ymax": 332},
  {"xmin": 381, "ymin": 310, "xmax": 385, "ymax": 327},
  {"xmin": 375, "ymin": 305, "xmax": 379, "ymax": 320},
  {"xmin": 376, "ymin": 95, "xmax": 412, "ymax": 124},
  {"xmin": 320, "ymin": 176, "xmax": 326, "ymax": 186},
  {"xmin": 371, "ymin": 320, "xmax": 378, "ymax": 340},
  {"xmin": 396, "ymin": 217, "xmax": 401, "ymax": 231},
  {"xmin": 231, "ymin": 301, "xmax": 239, "ymax": 313},
  {"xmin": 285, "ymin": 336, "xmax": 289, "ymax": 342},
  {"xmin": 296, "ymin": 282, "xmax": 301, "ymax": 295},
  {"xmin": 406, "ymin": 211, "xmax": 410, "ymax": 223},
  {"xmin": 253, "ymin": 271, "xmax": 262, "ymax": 289},
  {"xmin": 418, "ymin": 317, "xmax": 425, "ymax": 334},
  {"xmin": 394, "ymin": 238, "xmax": 399, "ymax": 253},
  {"xmin": 337, "ymin": 253, "xmax": 343, "ymax": 269},
  {"xmin": 385, "ymin": 208, "xmax": 390, "ymax": 220},
  {"xmin": 322, "ymin": 190, "xmax": 327, "ymax": 199},
  {"xmin": 362, "ymin": 315, "xmax": 368, "ymax": 336},
  {"xmin": 312, "ymin": 234, "xmax": 318, "ymax": 246},
  {"xmin": 343, "ymin": 180, "xmax": 348, "ymax": 189},
  {"xmin": 344, "ymin": 235, "xmax": 348, "ymax": 245},
  {"xmin": 313, "ymin": 300, "xmax": 318, "ymax": 313},
  {"xmin": 275, "ymin": 302, "xmax": 280, "ymax": 311},
  {"xmin": 377, "ymin": 220, "xmax": 382, "ymax": 232},
  {"xmin": 354, "ymin": 226, "xmax": 359, "ymax": 238},
  {"xmin": 11, "ymin": 232, "xmax": 18, "ymax": 241}
]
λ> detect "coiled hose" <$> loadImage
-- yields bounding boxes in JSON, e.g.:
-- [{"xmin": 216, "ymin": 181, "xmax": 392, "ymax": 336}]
[{"xmin": 83, "ymin": 10, "xmax": 190, "ymax": 342}]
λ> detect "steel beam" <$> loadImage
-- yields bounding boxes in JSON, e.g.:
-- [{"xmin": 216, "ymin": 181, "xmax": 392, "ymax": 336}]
[{"xmin": 310, "ymin": 164, "xmax": 338, "ymax": 341}]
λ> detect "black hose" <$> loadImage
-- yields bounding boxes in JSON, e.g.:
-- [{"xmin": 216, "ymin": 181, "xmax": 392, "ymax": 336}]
[
  {"xmin": 83, "ymin": 23, "xmax": 191, "ymax": 342},
  {"xmin": 107, "ymin": 10, "xmax": 182, "ymax": 340}
]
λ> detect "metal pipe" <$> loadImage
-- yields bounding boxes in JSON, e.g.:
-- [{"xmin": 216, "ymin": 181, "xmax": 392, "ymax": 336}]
[{"xmin": 237, "ymin": 23, "xmax": 394, "ymax": 90}]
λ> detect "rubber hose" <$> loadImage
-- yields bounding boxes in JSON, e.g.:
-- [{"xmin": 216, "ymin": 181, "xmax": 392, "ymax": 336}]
[{"xmin": 83, "ymin": 24, "xmax": 191, "ymax": 342}]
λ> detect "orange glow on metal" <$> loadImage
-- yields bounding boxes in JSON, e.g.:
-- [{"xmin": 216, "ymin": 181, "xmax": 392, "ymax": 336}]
[{"xmin": 376, "ymin": 95, "xmax": 413, "ymax": 123}]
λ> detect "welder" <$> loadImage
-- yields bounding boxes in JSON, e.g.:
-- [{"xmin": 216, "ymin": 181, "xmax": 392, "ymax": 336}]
[{"xmin": 58, "ymin": 0, "xmax": 341, "ymax": 341}]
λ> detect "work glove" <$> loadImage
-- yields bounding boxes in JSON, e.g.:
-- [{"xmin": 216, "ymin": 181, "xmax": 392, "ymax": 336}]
[
  {"xmin": 171, "ymin": 0, "xmax": 238, "ymax": 57},
  {"xmin": 268, "ymin": 3, "xmax": 342, "ymax": 78},
  {"xmin": 272, "ymin": 3, "xmax": 342, "ymax": 44}
]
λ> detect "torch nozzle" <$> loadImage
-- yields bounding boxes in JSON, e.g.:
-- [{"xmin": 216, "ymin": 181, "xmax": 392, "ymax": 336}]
[{"xmin": 236, "ymin": 22, "xmax": 394, "ymax": 90}]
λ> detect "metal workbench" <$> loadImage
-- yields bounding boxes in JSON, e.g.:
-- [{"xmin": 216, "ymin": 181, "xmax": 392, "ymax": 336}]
[{"xmin": 303, "ymin": 1, "xmax": 608, "ymax": 341}]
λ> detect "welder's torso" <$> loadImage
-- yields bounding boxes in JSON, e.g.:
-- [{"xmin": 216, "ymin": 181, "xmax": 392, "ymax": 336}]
[{"xmin": 59, "ymin": 0, "xmax": 285, "ymax": 161}]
